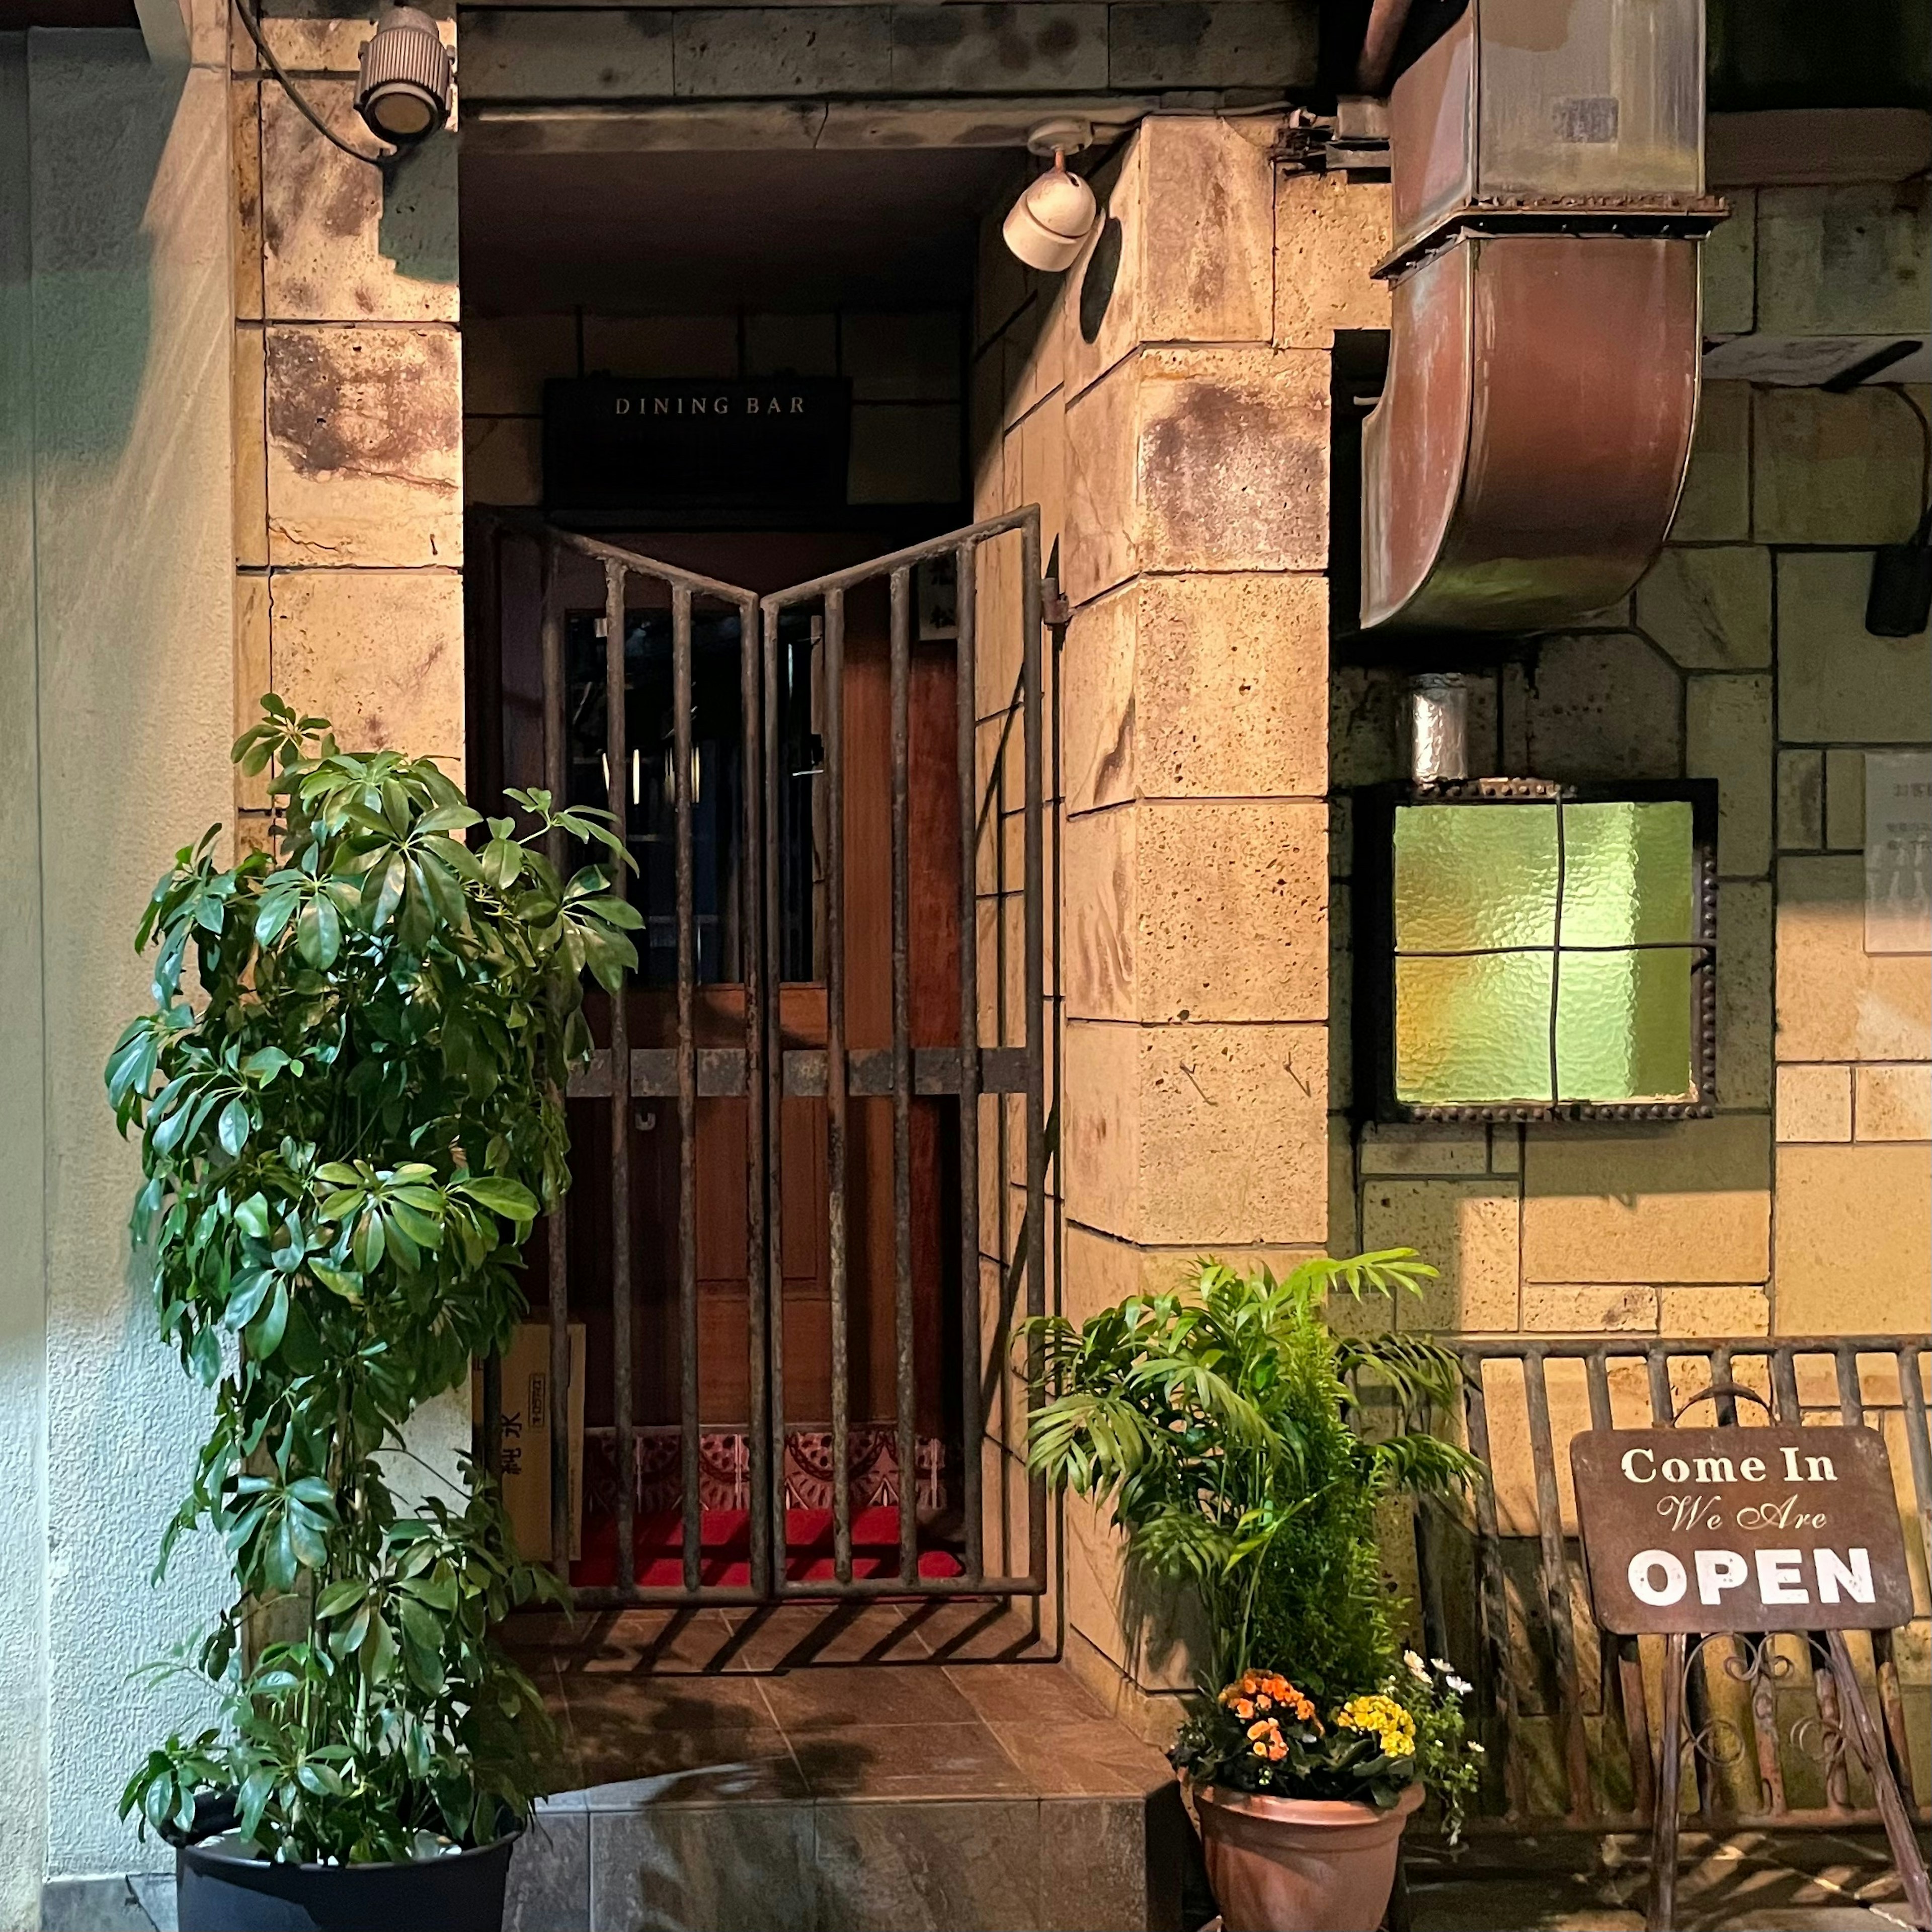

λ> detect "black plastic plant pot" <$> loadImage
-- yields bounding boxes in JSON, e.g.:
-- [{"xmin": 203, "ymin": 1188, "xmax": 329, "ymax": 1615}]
[{"xmin": 176, "ymin": 1830, "xmax": 519, "ymax": 1932}]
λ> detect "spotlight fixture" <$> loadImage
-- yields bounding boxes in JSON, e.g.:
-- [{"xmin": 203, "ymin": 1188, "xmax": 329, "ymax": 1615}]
[
  {"xmin": 355, "ymin": 6, "xmax": 453, "ymax": 145},
  {"xmin": 1002, "ymin": 119, "xmax": 1098, "ymax": 272}
]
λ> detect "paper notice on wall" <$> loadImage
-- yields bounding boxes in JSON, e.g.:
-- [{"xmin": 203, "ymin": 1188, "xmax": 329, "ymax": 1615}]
[
  {"xmin": 472, "ymin": 1322, "xmax": 586, "ymax": 1564},
  {"xmin": 1865, "ymin": 753, "xmax": 1932, "ymax": 955}
]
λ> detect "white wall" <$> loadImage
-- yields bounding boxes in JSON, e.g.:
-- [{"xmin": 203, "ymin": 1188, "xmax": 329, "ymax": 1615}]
[
  {"xmin": 0, "ymin": 35, "xmax": 50, "ymax": 1932},
  {"xmin": 0, "ymin": 27, "xmax": 232, "ymax": 1916}
]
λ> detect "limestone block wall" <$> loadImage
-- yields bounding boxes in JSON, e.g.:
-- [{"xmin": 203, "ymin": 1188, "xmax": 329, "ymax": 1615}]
[
  {"xmin": 229, "ymin": 2, "xmax": 464, "ymax": 841},
  {"xmin": 970, "ymin": 122, "xmax": 1388, "ymax": 1733},
  {"xmin": 1328, "ymin": 181, "xmax": 1930, "ymax": 1381}
]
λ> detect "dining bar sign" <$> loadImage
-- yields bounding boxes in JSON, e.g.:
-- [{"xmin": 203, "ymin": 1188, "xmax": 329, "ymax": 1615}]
[
  {"xmin": 543, "ymin": 375, "xmax": 852, "ymax": 527},
  {"xmin": 1570, "ymin": 1425, "xmax": 1913, "ymax": 1634}
]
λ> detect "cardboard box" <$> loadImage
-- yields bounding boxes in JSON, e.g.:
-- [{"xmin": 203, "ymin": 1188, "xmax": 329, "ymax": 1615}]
[{"xmin": 473, "ymin": 1322, "xmax": 585, "ymax": 1564}]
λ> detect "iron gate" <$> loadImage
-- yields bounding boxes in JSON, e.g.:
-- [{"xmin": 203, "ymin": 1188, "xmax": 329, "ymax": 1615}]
[{"xmin": 472, "ymin": 508, "xmax": 1051, "ymax": 1607}]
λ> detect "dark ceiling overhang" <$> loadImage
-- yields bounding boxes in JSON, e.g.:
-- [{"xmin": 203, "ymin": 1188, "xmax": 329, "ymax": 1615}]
[{"xmin": 0, "ymin": 0, "xmax": 139, "ymax": 24}]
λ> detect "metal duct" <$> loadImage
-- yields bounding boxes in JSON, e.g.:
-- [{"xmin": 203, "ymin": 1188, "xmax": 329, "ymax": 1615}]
[{"xmin": 1359, "ymin": 0, "xmax": 1725, "ymax": 634}]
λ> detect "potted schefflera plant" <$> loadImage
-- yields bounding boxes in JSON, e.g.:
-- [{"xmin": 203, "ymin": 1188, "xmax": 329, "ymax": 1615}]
[
  {"xmin": 109, "ymin": 699, "xmax": 638, "ymax": 1931},
  {"xmin": 1025, "ymin": 1254, "xmax": 1487, "ymax": 1932}
]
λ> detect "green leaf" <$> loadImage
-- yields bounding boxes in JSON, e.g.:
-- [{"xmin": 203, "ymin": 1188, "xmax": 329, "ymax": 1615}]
[
  {"xmin": 217, "ymin": 1096, "xmax": 251, "ymax": 1158},
  {"xmin": 245, "ymin": 1279, "xmax": 290, "ymax": 1360},
  {"xmin": 223, "ymin": 1269, "xmax": 274, "ymax": 1332},
  {"xmin": 188, "ymin": 1323, "xmax": 222, "ymax": 1387},
  {"xmin": 416, "ymin": 803, "xmax": 482, "ymax": 836},
  {"xmin": 295, "ymin": 895, "xmax": 342, "ymax": 969},
  {"xmin": 454, "ymin": 1175, "xmax": 539, "ymax": 1223},
  {"xmin": 310, "ymin": 1260, "xmax": 363, "ymax": 1302},
  {"xmin": 371, "ymin": 852, "xmax": 408, "ymax": 930},
  {"xmin": 314, "ymin": 1578, "xmax": 367, "ymax": 1619},
  {"xmin": 254, "ymin": 887, "xmax": 299, "ymax": 946}
]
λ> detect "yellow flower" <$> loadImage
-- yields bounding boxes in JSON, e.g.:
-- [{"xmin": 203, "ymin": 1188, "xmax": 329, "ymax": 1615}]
[{"xmin": 1335, "ymin": 1694, "xmax": 1417, "ymax": 1759}]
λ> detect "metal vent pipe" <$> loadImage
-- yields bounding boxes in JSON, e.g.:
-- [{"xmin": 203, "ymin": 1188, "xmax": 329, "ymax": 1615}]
[
  {"xmin": 1359, "ymin": 0, "xmax": 1726, "ymax": 634},
  {"xmin": 1408, "ymin": 673, "xmax": 1469, "ymax": 783}
]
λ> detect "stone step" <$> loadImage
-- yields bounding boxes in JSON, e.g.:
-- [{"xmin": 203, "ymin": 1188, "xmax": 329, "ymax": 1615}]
[{"xmin": 504, "ymin": 1603, "xmax": 1188, "ymax": 1931}]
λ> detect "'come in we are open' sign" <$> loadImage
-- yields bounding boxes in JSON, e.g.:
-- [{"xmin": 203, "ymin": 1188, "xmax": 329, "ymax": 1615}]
[{"xmin": 1570, "ymin": 1426, "xmax": 1913, "ymax": 1635}]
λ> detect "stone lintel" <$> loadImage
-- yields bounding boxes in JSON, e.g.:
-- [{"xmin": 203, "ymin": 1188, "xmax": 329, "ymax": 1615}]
[
  {"xmin": 462, "ymin": 93, "xmax": 1173, "ymax": 151},
  {"xmin": 458, "ymin": 3, "xmax": 1315, "ymax": 104}
]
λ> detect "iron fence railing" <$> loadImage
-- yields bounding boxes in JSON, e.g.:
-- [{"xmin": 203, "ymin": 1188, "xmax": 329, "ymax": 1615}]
[{"xmin": 1408, "ymin": 1335, "xmax": 1931, "ymax": 1837}]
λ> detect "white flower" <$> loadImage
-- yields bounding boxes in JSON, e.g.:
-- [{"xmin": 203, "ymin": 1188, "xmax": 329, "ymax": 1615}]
[
  {"xmin": 1446, "ymin": 1673, "xmax": 1472, "ymax": 1697},
  {"xmin": 1468, "ymin": 1742, "xmax": 1486, "ymax": 1754},
  {"xmin": 1430, "ymin": 1657, "xmax": 1454, "ymax": 1673},
  {"xmin": 1403, "ymin": 1650, "xmax": 1429, "ymax": 1681}
]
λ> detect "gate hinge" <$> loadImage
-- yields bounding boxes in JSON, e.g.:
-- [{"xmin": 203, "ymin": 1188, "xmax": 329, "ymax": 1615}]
[{"xmin": 1040, "ymin": 577, "xmax": 1072, "ymax": 628}]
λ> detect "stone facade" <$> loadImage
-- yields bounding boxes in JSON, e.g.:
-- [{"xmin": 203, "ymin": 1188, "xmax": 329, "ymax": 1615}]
[
  {"xmin": 970, "ymin": 122, "xmax": 1375, "ymax": 1728},
  {"xmin": 1330, "ymin": 186, "xmax": 1930, "ymax": 1369},
  {"xmin": 229, "ymin": 2, "xmax": 463, "ymax": 834},
  {"xmin": 4, "ymin": 2, "xmax": 1927, "ymax": 1898},
  {"xmin": 973, "ymin": 145, "xmax": 1930, "ymax": 1737}
]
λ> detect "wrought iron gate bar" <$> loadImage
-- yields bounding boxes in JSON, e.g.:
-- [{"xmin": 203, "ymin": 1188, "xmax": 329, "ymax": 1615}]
[
  {"xmin": 890, "ymin": 565, "xmax": 917, "ymax": 1587},
  {"xmin": 602, "ymin": 560, "xmax": 636, "ymax": 1599},
  {"xmin": 1419, "ymin": 1334, "xmax": 1932, "ymax": 1840},
  {"xmin": 476, "ymin": 508, "xmax": 1049, "ymax": 1608},
  {"xmin": 672, "ymin": 584, "xmax": 700, "ymax": 1594},
  {"xmin": 564, "ymin": 1044, "xmax": 1034, "ymax": 1100},
  {"xmin": 541, "ymin": 543, "xmax": 573, "ymax": 1573},
  {"xmin": 955, "ymin": 535, "xmax": 984, "ymax": 1588},
  {"xmin": 822, "ymin": 583, "xmax": 853, "ymax": 1584},
  {"xmin": 1020, "ymin": 515, "xmax": 1050, "ymax": 1589},
  {"xmin": 757, "ymin": 506, "xmax": 1045, "ymax": 1604}
]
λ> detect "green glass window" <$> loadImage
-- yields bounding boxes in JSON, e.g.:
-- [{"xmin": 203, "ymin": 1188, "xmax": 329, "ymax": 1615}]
[{"xmin": 1382, "ymin": 794, "xmax": 1710, "ymax": 1112}]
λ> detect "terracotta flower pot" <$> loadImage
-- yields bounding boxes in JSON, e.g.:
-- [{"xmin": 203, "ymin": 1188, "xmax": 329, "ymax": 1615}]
[{"xmin": 1194, "ymin": 1781, "xmax": 1423, "ymax": 1932}]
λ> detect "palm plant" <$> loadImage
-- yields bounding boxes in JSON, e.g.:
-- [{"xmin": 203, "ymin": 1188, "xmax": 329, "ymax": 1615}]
[
  {"xmin": 1023, "ymin": 1252, "xmax": 1480, "ymax": 1697},
  {"xmin": 111, "ymin": 697, "xmax": 637, "ymax": 1864}
]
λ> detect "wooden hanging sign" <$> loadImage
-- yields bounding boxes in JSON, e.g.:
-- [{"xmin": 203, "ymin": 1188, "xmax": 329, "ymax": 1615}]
[{"xmin": 1571, "ymin": 1424, "xmax": 1914, "ymax": 1635}]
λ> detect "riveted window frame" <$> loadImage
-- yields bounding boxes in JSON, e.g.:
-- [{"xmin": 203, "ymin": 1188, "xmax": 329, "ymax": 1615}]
[{"xmin": 1352, "ymin": 777, "xmax": 1719, "ymax": 1125}]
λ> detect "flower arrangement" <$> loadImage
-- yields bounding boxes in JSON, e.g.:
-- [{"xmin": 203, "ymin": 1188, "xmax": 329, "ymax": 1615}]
[
  {"xmin": 1172, "ymin": 1654, "xmax": 1482, "ymax": 1841},
  {"xmin": 1024, "ymin": 1254, "xmax": 1488, "ymax": 1842}
]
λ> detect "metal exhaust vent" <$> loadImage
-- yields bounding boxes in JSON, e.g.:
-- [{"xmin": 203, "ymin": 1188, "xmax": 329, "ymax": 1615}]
[{"xmin": 1359, "ymin": 0, "xmax": 1726, "ymax": 633}]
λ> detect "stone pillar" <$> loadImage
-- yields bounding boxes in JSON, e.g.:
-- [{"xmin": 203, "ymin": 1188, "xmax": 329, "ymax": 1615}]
[
  {"xmin": 974, "ymin": 122, "xmax": 1391, "ymax": 1730},
  {"xmin": 230, "ymin": 3, "xmax": 462, "ymax": 854},
  {"xmin": 229, "ymin": 9, "xmax": 468, "ymax": 1480}
]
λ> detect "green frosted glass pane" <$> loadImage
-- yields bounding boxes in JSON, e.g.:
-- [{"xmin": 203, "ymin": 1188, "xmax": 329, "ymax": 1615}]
[
  {"xmin": 1396, "ymin": 952, "xmax": 1555, "ymax": 1104},
  {"xmin": 1393, "ymin": 803, "xmax": 1560, "ymax": 951},
  {"xmin": 1555, "ymin": 948, "xmax": 1696, "ymax": 1101},
  {"xmin": 1560, "ymin": 800, "xmax": 1695, "ymax": 946}
]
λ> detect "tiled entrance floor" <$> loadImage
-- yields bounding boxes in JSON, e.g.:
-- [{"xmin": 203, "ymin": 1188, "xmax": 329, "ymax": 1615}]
[
  {"xmin": 1405, "ymin": 1830, "xmax": 1927, "ymax": 1932},
  {"xmin": 501, "ymin": 1603, "xmax": 1188, "ymax": 1932}
]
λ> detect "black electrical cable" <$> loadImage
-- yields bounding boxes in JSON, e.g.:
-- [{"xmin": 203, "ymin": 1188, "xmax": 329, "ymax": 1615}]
[{"xmin": 230, "ymin": 0, "xmax": 390, "ymax": 172}]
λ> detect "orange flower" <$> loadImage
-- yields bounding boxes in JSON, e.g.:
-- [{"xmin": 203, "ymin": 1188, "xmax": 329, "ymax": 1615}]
[{"xmin": 1277, "ymin": 1685, "xmax": 1316, "ymax": 1724}]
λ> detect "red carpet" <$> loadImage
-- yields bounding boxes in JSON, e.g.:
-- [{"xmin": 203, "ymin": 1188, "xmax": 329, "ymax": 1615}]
[{"xmin": 571, "ymin": 1506, "xmax": 964, "ymax": 1589}]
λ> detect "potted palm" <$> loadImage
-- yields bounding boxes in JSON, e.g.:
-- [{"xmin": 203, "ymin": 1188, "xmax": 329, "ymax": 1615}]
[
  {"xmin": 1025, "ymin": 1254, "xmax": 1486, "ymax": 1932},
  {"xmin": 109, "ymin": 698, "xmax": 636, "ymax": 1930}
]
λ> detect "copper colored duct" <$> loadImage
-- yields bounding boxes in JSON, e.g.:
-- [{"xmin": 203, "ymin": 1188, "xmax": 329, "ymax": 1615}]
[
  {"xmin": 1354, "ymin": 0, "xmax": 1415, "ymax": 96},
  {"xmin": 1359, "ymin": 0, "xmax": 1724, "ymax": 634}
]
